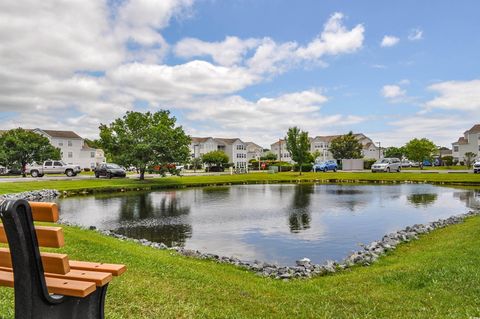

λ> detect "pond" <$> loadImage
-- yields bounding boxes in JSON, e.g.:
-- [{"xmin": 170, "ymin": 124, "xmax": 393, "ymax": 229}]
[{"xmin": 56, "ymin": 184, "xmax": 480, "ymax": 265}]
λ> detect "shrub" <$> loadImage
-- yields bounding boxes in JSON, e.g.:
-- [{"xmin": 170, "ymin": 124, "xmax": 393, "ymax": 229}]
[
  {"xmin": 363, "ymin": 158, "xmax": 377, "ymax": 169},
  {"xmin": 442, "ymin": 155, "xmax": 454, "ymax": 166},
  {"xmin": 84, "ymin": 168, "xmax": 91, "ymax": 172}
]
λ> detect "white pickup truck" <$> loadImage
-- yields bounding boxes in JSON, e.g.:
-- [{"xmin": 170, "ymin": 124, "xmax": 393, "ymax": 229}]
[{"xmin": 26, "ymin": 160, "xmax": 82, "ymax": 177}]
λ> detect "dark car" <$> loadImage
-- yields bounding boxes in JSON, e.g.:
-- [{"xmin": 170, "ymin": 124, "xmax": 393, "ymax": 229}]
[{"xmin": 94, "ymin": 163, "xmax": 126, "ymax": 178}]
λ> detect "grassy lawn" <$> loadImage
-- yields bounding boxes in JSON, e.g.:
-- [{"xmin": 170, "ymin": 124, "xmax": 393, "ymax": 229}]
[
  {"xmin": 1, "ymin": 216, "xmax": 480, "ymax": 318},
  {"xmin": 0, "ymin": 171, "xmax": 479, "ymax": 195},
  {"xmin": 403, "ymin": 166, "xmax": 470, "ymax": 170}
]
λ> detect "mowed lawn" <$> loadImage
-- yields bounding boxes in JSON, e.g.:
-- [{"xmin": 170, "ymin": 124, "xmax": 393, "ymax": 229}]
[
  {"xmin": 1, "ymin": 171, "xmax": 480, "ymax": 195},
  {"xmin": 1, "ymin": 217, "xmax": 480, "ymax": 318}
]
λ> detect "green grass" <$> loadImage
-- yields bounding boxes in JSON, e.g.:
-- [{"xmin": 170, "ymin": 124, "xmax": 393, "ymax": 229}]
[
  {"xmin": 0, "ymin": 171, "xmax": 479, "ymax": 195},
  {"xmin": 2, "ymin": 217, "xmax": 480, "ymax": 318}
]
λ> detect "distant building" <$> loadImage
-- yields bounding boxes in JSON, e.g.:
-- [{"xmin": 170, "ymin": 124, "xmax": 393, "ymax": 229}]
[
  {"xmin": 271, "ymin": 133, "xmax": 382, "ymax": 163},
  {"xmin": 32, "ymin": 129, "xmax": 106, "ymax": 169},
  {"xmin": 189, "ymin": 137, "xmax": 251, "ymax": 169},
  {"xmin": 245, "ymin": 142, "xmax": 264, "ymax": 161},
  {"xmin": 452, "ymin": 124, "xmax": 480, "ymax": 162}
]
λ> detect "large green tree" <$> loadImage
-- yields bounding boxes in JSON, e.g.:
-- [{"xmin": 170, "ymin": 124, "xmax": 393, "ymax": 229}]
[
  {"xmin": 201, "ymin": 151, "xmax": 229, "ymax": 169},
  {"xmin": 329, "ymin": 131, "xmax": 363, "ymax": 160},
  {"xmin": 384, "ymin": 146, "xmax": 405, "ymax": 159},
  {"xmin": 99, "ymin": 111, "xmax": 191, "ymax": 180},
  {"xmin": 0, "ymin": 128, "xmax": 60, "ymax": 177},
  {"xmin": 285, "ymin": 127, "xmax": 311, "ymax": 175},
  {"xmin": 404, "ymin": 138, "xmax": 437, "ymax": 169}
]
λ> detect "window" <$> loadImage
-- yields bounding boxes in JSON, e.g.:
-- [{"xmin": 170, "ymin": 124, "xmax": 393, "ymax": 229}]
[
  {"xmin": 45, "ymin": 161, "xmax": 52, "ymax": 167},
  {"xmin": 453, "ymin": 146, "xmax": 459, "ymax": 152},
  {"xmin": 68, "ymin": 140, "xmax": 72, "ymax": 147},
  {"xmin": 90, "ymin": 151, "xmax": 95, "ymax": 158},
  {"xmin": 68, "ymin": 152, "xmax": 73, "ymax": 158},
  {"xmin": 58, "ymin": 142, "xmax": 63, "ymax": 146},
  {"xmin": 54, "ymin": 161, "xmax": 63, "ymax": 166}
]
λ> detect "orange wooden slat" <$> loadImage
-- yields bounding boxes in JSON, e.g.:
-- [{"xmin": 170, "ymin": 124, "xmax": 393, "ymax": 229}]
[
  {"xmin": 0, "ymin": 248, "xmax": 70, "ymax": 275},
  {"xmin": 29, "ymin": 202, "xmax": 59, "ymax": 222},
  {"xmin": 0, "ymin": 270, "xmax": 96, "ymax": 298},
  {"xmin": 0, "ymin": 225, "xmax": 64, "ymax": 248},
  {"xmin": 69, "ymin": 261, "xmax": 126, "ymax": 276},
  {"xmin": 46, "ymin": 269, "xmax": 112, "ymax": 287}
]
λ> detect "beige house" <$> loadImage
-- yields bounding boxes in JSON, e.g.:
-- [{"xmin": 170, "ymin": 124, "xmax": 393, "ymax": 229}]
[
  {"xmin": 271, "ymin": 133, "xmax": 382, "ymax": 163},
  {"xmin": 452, "ymin": 124, "xmax": 480, "ymax": 162},
  {"xmin": 189, "ymin": 137, "xmax": 249, "ymax": 169},
  {"xmin": 245, "ymin": 142, "xmax": 264, "ymax": 161}
]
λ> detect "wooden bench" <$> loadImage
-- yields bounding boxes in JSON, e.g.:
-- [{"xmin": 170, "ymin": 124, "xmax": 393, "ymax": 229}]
[{"xmin": 0, "ymin": 199, "xmax": 126, "ymax": 319}]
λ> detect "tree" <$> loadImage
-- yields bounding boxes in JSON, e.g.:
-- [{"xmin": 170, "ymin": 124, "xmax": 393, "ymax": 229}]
[
  {"xmin": 202, "ymin": 151, "xmax": 229, "ymax": 169},
  {"xmin": 0, "ymin": 128, "xmax": 61, "ymax": 177},
  {"xmin": 285, "ymin": 127, "xmax": 310, "ymax": 175},
  {"xmin": 404, "ymin": 138, "xmax": 437, "ymax": 169},
  {"xmin": 260, "ymin": 152, "xmax": 277, "ymax": 161},
  {"xmin": 442, "ymin": 155, "xmax": 454, "ymax": 167},
  {"xmin": 99, "ymin": 111, "xmax": 191, "ymax": 180},
  {"xmin": 464, "ymin": 152, "xmax": 476, "ymax": 168},
  {"xmin": 384, "ymin": 146, "xmax": 405, "ymax": 159},
  {"xmin": 329, "ymin": 131, "xmax": 363, "ymax": 160},
  {"xmin": 190, "ymin": 157, "xmax": 203, "ymax": 172}
]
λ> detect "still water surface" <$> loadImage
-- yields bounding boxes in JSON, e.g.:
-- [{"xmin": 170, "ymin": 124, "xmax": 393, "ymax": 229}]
[{"xmin": 57, "ymin": 184, "xmax": 480, "ymax": 265}]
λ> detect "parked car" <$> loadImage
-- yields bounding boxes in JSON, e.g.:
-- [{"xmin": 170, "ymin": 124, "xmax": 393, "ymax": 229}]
[
  {"xmin": 401, "ymin": 160, "xmax": 413, "ymax": 168},
  {"xmin": 26, "ymin": 160, "xmax": 81, "ymax": 177},
  {"xmin": 94, "ymin": 163, "xmax": 126, "ymax": 178},
  {"xmin": 422, "ymin": 160, "xmax": 432, "ymax": 167},
  {"xmin": 371, "ymin": 158, "xmax": 401, "ymax": 173},
  {"xmin": 474, "ymin": 160, "xmax": 480, "ymax": 174},
  {"xmin": 313, "ymin": 160, "xmax": 338, "ymax": 172}
]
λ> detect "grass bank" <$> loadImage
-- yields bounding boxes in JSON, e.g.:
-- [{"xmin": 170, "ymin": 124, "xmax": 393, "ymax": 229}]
[
  {"xmin": 1, "ymin": 216, "xmax": 480, "ymax": 318},
  {"xmin": 1, "ymin": 172, "xmax": 479, "ymax": 195}
]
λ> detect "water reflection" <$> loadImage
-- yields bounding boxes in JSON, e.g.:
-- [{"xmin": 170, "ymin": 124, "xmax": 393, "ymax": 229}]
[
  {"xmin": 57, "ymin": 184, "xmax": 479, "ymax": 265},
  {"xmin": 407, "ymin": 193, "xmax": 438, "ymax": 208},
  {"xmin": 288, "ymin": 184, "xmax": 313, "ymax": 233}
]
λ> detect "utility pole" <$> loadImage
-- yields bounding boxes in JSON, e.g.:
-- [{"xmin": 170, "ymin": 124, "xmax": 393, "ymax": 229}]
[{"xmin": 376, "ymin": 141, "xmax": 381, "ymax": 159}]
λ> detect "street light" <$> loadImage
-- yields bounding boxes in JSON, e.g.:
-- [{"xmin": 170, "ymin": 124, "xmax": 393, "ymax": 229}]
[{"xmin": 376, "ymin": 141, "xmax": 381, "ymax": 159}]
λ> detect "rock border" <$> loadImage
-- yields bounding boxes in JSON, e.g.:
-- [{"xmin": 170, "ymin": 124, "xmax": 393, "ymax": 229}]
[{"xmin": 4, "ymin": 189, "xmax": 479, "ymax": 280}]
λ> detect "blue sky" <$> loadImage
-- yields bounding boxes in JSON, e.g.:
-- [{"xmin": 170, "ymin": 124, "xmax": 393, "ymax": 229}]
[{"xmin": 0, "ymin": 0, "xmax": 479, "ymax": 147}]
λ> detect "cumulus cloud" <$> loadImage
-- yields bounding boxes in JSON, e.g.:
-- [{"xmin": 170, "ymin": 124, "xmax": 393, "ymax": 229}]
[
  {"xmin": 380, "ymin": 35, "xmax": 400, "ymax": 47},
  {"xmin": 408, "ymin": 28, "xmax": 423, "ymax": 41},
  {"xmin": 381, "ymin": 85, "xmax": 406, "ymax": 99},
  {"xmin": 425, "ymin": 80, "xmax": 480, "ymax": 112},
  {"xmin": 175, "ymin": 12, "xmax": 365, "ymax": 75}
]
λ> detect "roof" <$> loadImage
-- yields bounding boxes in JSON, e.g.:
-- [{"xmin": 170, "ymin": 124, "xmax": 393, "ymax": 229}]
[
  {"xmin": 191, "ymin": 137, "xmax": 213, "ymax": 143},
  {"xmin": 214, "ymin": 138, "xmax": 242, "ymax": 145},
  {"xmin": 465, "ymin": 124, "xmax": 480, "ymax": 134},
  {"xmin": 36, "ymin": 129, "xmax": 82, "ymax": 139},
  {"xmin": 456, "ymin": 137, "xmax": 468, "ymax": 145},
  {"xmin": 245, "ymin": 142, "xmax": 263, "ymax": 149}
]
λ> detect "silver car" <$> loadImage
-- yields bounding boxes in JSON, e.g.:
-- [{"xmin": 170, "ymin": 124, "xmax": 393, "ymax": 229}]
[{"xmin": 371, "ymin": 158, "xmax": 402, "ymax": 173}]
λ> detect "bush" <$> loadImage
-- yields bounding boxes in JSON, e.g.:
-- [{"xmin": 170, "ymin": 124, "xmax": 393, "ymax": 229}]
[
  {"xmin": 293, "ymin": 163, "xmax": 313, "ymax": 172},
  {"xmin": 84, "ymin": 168, "xmax": 91, "ymax": 172},
  {"xmin": 363, "ymin": 159, "xmax": 377, "ymax": 169},
  {"xmin": 442, "ymin": 156, "xmax": 454, "ymax": 166},
  {"xmin": 459, "ymin": 161, "xmax": 465, "ymax": 166}
]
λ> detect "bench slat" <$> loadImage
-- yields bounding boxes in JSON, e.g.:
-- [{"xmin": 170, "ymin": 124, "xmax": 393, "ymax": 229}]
[
  {"xmin": 0, "ymin": 270, "xmax": 96, "ymax": 298},
  {"xmin": 29, "ymin": 202, "xmax": 59, "ymax": 222},
  {"xmin": 69, "ymin": 261, "xmax": 126, "ymax": 276},
  {"xmin": 0, "ymin": 248, "xmax": 70, "ymax": 275},
  {"xmin": 46, "ymin": 269, "xmax": 112, "ymax": 287},
  {"xmin": 0, "ymin": 225, "xmax": 64, "ymax": 248}
]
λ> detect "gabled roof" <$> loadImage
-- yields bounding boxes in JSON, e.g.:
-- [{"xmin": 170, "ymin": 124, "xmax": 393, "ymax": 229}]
[
  {"xmin": 214, "ymin": 138, "xmax": 242, "ymax": 145},
  {"xmin": 191, "ymin": 137, "xmax": 213, "ymax": 143},
  {"xmin": 465, "ymin": 124, "xmax": 480, "ymax": 134},
  {"xmin": 245, "ymin": 142, "xmax": 263, "ymax": 149},
  {"xmin": 35, "ymin": 129, "xmax": 82, "ymax": 139}
]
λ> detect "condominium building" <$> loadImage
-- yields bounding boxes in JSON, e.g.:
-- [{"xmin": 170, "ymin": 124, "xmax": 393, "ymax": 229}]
[
  {"xmin": 245, "ymin": 142, "xmax": 264, "ymax": 161},
  {"xmin": 189, "ymin": 137, "xmax": 249, "ymax": 169},
  {"xmin": 452, "ymin": 124, "xmax": 480, "ymax": 162}
]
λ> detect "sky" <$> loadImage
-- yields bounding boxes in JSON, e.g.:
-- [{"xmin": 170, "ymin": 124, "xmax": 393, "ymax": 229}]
[{"xmin": 0, "ymin": 0, "xmax": 479, "ymax": 148}]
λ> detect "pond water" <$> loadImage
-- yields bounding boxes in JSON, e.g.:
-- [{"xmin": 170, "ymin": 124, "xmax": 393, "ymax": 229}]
[{"xmin": 56, "ymin": 184, "xmax": 480, "ymax": 265}]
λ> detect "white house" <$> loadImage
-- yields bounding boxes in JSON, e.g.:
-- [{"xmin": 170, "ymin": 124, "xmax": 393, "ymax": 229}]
[
  {"xmin": 189, "ymin": 137, "xmax": 249, "ymax": 169},
  {"xmin": 452, "ymin": 124, "xmax": 480, "ymax": 162},
  {"xmin": 245, "ymin": 142, "xmax": 264, "ymax": 161},
  {"xmin": 271, "ymin": 133, "xmax": 382, "ymax": 163},
  {"xmin": 32, "ymin": 129, "xmax": 105, "ymax": 169}
]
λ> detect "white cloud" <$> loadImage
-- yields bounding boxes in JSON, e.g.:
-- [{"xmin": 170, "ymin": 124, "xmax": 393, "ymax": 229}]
[
  {"xmin": 380, "ymin": 35, "xmax": 400, "ymax": 47},
  {"xmin": 408, "ymin": 28, "xmax": 423, "ymax": 41},
  {"xmin": 175, "ymin": 12, "xmax": 365, "ymax": 75},
  {"xmin": 381, "ymin": 85, "xmax": 406, "ymax": 99},
  {"xmin": 425, "ymin": 80, "xmax": 480, "ymax": 112}
]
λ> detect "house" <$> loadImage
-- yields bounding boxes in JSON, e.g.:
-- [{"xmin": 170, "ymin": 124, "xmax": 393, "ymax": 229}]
[
  {"xmin": 189, "ymin": 137, "xmax": 249, "ymax": 169},
  {"xmin": 245, "ymin": 142, "xmax": 264, "ymax": 161},
  {"xmin": 271, "ymin": 133, "xmax": 383, "ymax": 163},
  {"xmin": 452, "ymin": 124, "xmax": 480, "ymax": 162},
  {"xmin": 32, "ymin": 129, "xmax": 105, "ymax": 169}
]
